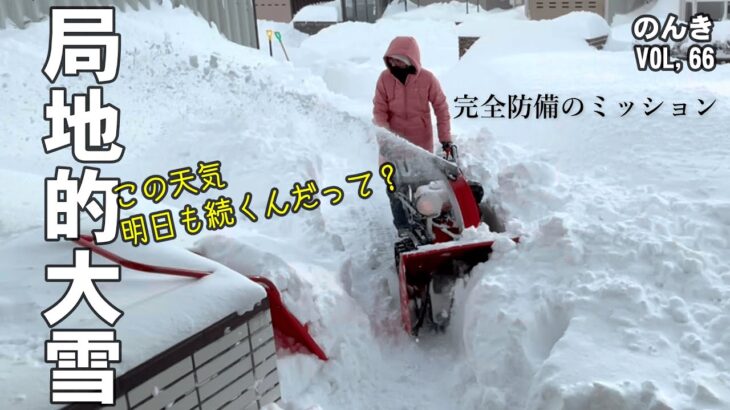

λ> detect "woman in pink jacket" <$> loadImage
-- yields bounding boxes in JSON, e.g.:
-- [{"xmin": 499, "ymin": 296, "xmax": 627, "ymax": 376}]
[
  {"xmin": 373, "ymin": 36, "xmax": 452, "ymax": 154},
  {"xmin": 374, "ymin": 36, "xmax": 453, "ymax": 237}
]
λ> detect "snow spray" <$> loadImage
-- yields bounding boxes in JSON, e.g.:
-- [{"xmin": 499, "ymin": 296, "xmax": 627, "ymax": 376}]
[{"xmin": 379, "ymin": 162, "xmax": 396, "ymax": 192}]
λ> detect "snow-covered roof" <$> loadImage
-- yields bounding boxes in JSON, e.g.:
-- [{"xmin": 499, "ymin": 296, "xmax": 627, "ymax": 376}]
[
  {"xmin": 456, "ymin": 10, "xmax": 610, "ymax": 39},
  {"xmin": 0, "ymin": 229, "xmax": 266, "ymax": 409}
]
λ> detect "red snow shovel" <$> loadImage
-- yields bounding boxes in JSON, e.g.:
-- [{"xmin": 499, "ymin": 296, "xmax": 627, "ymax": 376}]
[
  {"xmin": 74, "ymin": 235, "xmax": 328, "ymax": 361},
  {"xmin": 247, "ymin": 275, "xmax": 328, "ymax": 360}
]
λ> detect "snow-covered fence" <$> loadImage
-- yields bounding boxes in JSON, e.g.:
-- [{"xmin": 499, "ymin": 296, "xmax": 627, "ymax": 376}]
[
  {"xmin": 0, "ymin": 0, "xmax": 259, "ymax": 49},
  {"xmin": 458, "ymin": 33, "xmax": 606, "ymax": 58},
  {"xmin": 293, "ymin": 20, "xmax": 336, "ymax": 34},
  {"xmin": 458, "ymin": 36, "xmax": 479, "ymax": 58},
  {"xmin": 172, "ymin": 0, "xmax": 259, "ymax": 49},
  {"xmin": 680, "ymin": 0, "xmax": 730, "ymax": 21},
  {"xmin": 341, "ymin": 0, "xmax": 388, "ymax": 22},
  {"xmin": 401, "ymin": 0, "xmax": 514, "ymax": 12},
  {"xmin": 586, "ymin": 34, "xmax": 608, "ymax": 49},
  {"xmin": 671, "ymin": 40, "xmax": 730, "ymax": 64},
  {"xmin": 62, "ymin": 300, "xmax": 280, "ymax": 410}
]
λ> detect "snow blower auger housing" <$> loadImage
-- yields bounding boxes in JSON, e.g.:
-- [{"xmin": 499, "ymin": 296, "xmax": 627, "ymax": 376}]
[{"xmin": 377, "ymin": 133, "xmax": 515, "ymax": 337}]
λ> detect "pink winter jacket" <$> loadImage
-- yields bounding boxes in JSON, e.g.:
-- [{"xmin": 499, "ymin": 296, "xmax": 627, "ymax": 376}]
[{"xmin": 373, "ymin": 36, "xmax": 451, "ymax": 153}]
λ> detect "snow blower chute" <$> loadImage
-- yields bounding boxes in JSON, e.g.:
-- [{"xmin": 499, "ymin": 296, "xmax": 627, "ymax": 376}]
[{"xmin": 377, "ymin": 132, "xmax": 517, "ymax": 336}]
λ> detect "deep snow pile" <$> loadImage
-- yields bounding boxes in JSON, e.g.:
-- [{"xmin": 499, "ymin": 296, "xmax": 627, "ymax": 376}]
[
  {"xmin": 437, "ymin": 4, "xmax": 730, "ymax": 408},
  {"xmin": 1, "ymin": 1, "xmax": 730, "ymax": 410},
  {"xmin": 0, "ymin": 2, "xmax": 386, "ymax": 408}
]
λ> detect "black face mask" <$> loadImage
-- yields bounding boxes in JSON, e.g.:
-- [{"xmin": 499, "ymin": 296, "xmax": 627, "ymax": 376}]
[{"xmin": 389, "ymin": 65, "xmax": 416, "ymax": 85}]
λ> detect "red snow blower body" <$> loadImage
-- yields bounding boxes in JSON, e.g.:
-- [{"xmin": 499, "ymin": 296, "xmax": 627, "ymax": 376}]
[{"xmin": 378, "ymin": 133, "xmax": 516, "ymax": 336}]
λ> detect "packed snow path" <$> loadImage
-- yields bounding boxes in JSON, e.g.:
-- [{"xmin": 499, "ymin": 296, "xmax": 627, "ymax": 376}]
[{"xmin": 1, "ymin": 2, "xmax": 730, "ymax": 409}]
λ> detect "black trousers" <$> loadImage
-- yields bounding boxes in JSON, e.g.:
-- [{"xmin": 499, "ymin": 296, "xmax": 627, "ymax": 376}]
[{"xmin": 387, "ymin": 190, "xmax": 409, "ymax": 231}]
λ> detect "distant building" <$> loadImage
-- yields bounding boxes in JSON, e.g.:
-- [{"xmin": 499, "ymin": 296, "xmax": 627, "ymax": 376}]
[
  {"xmin": 255, "ymin": 0, "xmax": 332, "ymax": 22},
  {"xmin": 388, "ymin": 0, "xmax": 516, "ymax": 13},
  {"xmin": 526, "ymin": 0, "xmax": 648, "ymax": 24}
]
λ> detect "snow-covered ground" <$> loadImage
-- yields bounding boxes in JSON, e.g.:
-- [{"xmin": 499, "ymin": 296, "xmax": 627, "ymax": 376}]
[{"xmin": 1, "ymin": 1, "xmax": 729, "ymax": 409}]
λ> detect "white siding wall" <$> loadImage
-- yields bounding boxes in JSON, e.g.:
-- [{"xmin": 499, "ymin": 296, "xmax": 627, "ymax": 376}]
[{"xmin": 0, "ymin": 0, "xmax": 259, "ymax": 49}]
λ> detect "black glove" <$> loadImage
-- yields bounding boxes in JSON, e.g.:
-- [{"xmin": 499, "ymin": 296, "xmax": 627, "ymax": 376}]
[{"xmin": 441, "ymin": 141, "xmax": 454, "ymax": 156}]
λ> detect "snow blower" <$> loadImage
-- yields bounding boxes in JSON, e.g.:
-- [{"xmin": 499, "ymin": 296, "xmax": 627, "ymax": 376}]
[{"xmin": 377, "ymin": 132, "xmax": 517, "ymax": 336}]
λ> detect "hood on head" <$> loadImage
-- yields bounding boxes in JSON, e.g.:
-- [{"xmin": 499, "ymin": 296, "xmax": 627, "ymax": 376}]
[{"xmin": 383, "ymin": 36, "xmax": 422, "ymax": 73}]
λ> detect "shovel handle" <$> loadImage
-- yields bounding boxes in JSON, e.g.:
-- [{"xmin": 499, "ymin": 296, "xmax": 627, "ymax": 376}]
[{"xmin": 75, "ymin": 235, "xmax": 211, "ymax": 279}]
